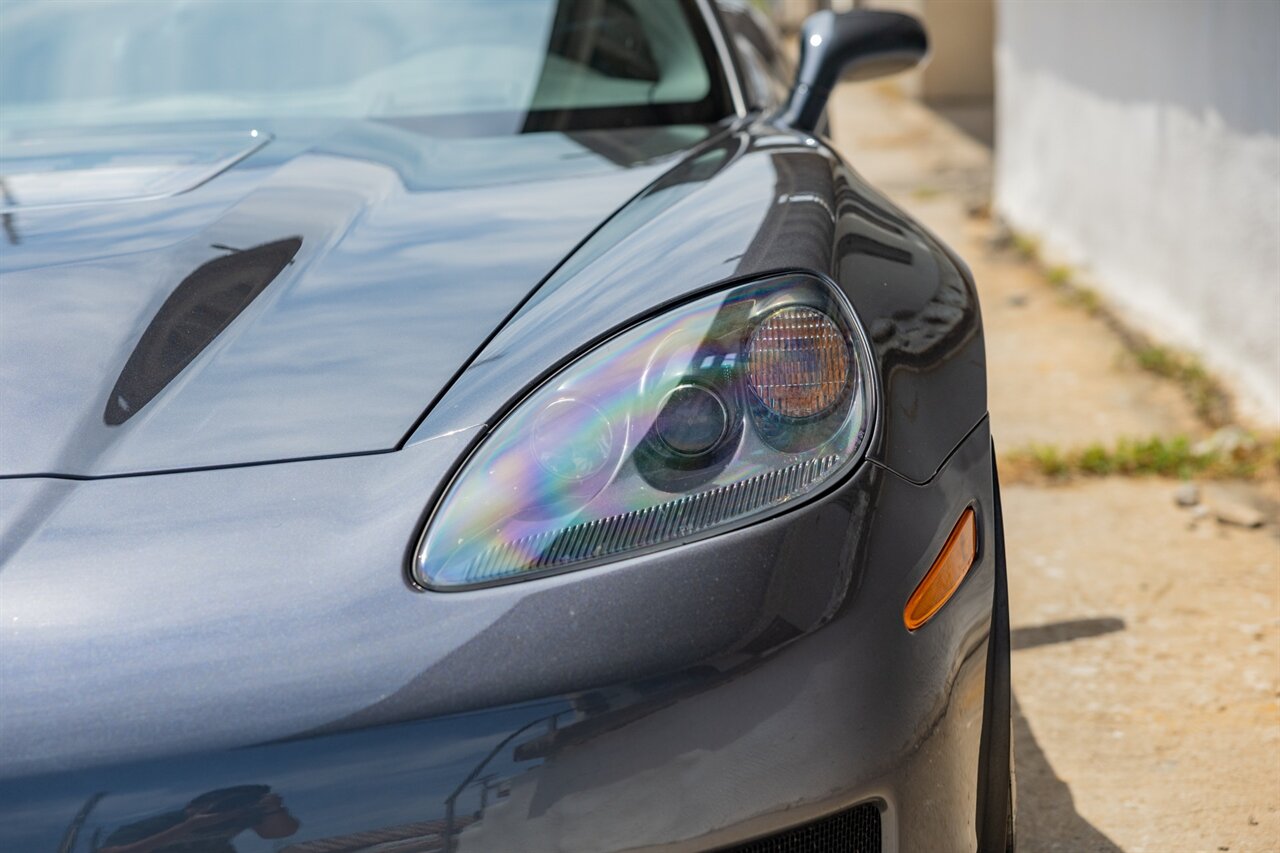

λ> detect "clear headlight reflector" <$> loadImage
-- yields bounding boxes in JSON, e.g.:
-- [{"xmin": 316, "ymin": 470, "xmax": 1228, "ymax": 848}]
[{"xmin": 414, "ymin": 275, "xmax": 872, "ymax": 589}]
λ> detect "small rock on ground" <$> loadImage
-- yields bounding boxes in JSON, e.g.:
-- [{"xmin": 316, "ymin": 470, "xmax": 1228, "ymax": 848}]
[
  {"xmin": 1174, "ymin": 483, "xmax": 1201, "ymax": 507},
  {"xmin": 1213, "ymin": 499, "xmax": 1266, "ymax": 529}
]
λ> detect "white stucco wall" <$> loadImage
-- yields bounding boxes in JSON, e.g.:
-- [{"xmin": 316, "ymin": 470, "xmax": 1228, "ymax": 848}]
[{"xmin": 995, "ymin": 0, "xmax": 1280, "ymax": 424}]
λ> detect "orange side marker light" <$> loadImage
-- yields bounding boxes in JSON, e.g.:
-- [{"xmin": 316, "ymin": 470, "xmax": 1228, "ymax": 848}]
[{"xmin": 904, "ymin": 508, "xmax": 977, "ymax": 631}]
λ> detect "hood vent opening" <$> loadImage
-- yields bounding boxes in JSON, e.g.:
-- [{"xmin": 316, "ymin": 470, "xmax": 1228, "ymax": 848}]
[{"xmin": 104, "ymin": 237, "xmax": 302, "ymax": 425}]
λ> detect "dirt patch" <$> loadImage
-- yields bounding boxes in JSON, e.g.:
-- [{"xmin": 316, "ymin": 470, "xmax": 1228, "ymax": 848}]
[{"xmin": 1006, "ymin": 479, "xmax": 1279, "ymax": 852}]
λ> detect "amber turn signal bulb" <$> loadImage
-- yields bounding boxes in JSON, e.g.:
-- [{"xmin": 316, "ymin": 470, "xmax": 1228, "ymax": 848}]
[{"xmin": 904, "ymin": 508, "xmax": 978, "ymax": 631}]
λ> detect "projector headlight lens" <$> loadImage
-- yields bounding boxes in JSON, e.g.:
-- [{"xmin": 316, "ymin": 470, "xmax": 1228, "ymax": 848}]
[{"xmin": 414, "ymin": 275, "xmax": 872, "ymax": 589}]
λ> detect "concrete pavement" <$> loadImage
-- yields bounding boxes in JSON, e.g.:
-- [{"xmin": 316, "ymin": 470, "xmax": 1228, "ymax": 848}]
[{"xmin": 828, "ymin": 80, "xmax": 1280, "ymax": 853}]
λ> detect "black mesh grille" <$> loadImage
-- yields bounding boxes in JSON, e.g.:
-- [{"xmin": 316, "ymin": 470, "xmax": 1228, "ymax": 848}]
[{"xmin": 719, "ymin": 802, "xmax": 882, "ymax": 853}]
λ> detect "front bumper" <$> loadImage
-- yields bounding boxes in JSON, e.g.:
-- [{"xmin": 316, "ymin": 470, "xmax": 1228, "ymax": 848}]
[{"xmin": 0, "ymin": 420, "xmax": 995, "ymax": 852}]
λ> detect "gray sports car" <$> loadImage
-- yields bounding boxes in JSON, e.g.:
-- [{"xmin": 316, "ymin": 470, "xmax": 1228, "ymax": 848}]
[{"xmin": 0, "ymin": 1, "xmax": 1012, "ymax": 851}]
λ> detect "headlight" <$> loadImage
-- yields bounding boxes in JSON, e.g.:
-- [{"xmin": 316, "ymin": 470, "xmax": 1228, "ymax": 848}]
[{"xmin": 414, "ymin": 274, "xmax": 873, "ymax": 589}]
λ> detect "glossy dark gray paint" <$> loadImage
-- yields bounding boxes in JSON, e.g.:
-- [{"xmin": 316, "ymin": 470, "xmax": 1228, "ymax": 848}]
[
  {"xmin": 0, "ymin": 422, "xmax": 995, "ymax": 851},
  {"xmin": 0, "ymin": 122, "xmax": 707, "ymax": 477},
  {"xmin": 415, "ymin": 122, "xmax": 985, "ymax": 486},
  {"xmin": 0, "ymin": 6, "xmax": 1001, "ymax": 850},
  {"xmin": 1, "ymin": 120, "xmax": 982, "ymax": 486},
  {"xmin": 0, "ymin": 112, "xmax": 983, "ymax": 758}
]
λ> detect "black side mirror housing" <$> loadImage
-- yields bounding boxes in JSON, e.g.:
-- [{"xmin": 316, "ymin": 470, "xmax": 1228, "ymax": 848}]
[{"xmin": 780, "ymin": 10, "xmax": 929, "ymax": 132}]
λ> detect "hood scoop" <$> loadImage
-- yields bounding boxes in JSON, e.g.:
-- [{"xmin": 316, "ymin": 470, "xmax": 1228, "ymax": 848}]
[
  {"xmin": 105, "ymin": 238, "xmax": 303, "ymax": 425},
  {"xmin": 0, "ymin": 130, "xmax": 269, "ymax": 212}
]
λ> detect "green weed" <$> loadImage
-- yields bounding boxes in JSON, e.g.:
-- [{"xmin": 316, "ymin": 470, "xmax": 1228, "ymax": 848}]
[{"xmin": 1002, "ymin": 434, "xmax": 1280, "ymax": 482}]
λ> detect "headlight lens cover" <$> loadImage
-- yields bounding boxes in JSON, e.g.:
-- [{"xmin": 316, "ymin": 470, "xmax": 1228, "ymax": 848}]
[{"xmin": 414, "ymin": 274, "xmax": 872, "ymax": 589}]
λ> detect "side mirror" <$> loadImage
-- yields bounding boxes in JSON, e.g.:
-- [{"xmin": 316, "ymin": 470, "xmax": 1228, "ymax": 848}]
[{"xmin": 780, "ymin": 10, "xmax": 928, "ymax": 132}]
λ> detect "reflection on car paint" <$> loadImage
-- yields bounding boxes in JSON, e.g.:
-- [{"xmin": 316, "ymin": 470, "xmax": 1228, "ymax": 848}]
[{"xmin": 0, "ymin": 123, "xmax": 698, "ymax": 477}]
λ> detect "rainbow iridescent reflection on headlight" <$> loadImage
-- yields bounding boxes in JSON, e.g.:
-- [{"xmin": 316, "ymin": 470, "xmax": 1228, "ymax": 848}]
[{"xmin": 414, "ymin": 275, "xmax": 871, "ymax": 589}]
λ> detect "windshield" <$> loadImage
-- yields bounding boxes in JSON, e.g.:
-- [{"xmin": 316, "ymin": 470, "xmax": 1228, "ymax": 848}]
[{"xmin": 0, "ymin": 0, "xmax": 732, "ymax": 134}]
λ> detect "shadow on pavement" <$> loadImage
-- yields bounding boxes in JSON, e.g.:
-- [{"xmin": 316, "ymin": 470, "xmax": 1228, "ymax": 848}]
[
  {"xmin": 1012, "ymin": 616, "xmax": 1126, "ymax": 851},
  {"xmin": 1013, "ymin": 693, "xmax": 1124, "ymax": 853},
  {"xmin": 1012, "ymin": 617, "xmax": 1126, "ymax": 651}
]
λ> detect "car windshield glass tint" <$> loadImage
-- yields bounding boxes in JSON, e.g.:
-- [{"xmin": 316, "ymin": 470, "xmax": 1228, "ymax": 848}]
[{"xmin": 0, "ymin": 0, "xmax": 731, "ymax": 133}]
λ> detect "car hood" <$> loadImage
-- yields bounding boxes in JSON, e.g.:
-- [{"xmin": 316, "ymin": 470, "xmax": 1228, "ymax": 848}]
[{"xmin": 0, "ymin": 120, "xmax": 711, "ymax": 477}]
